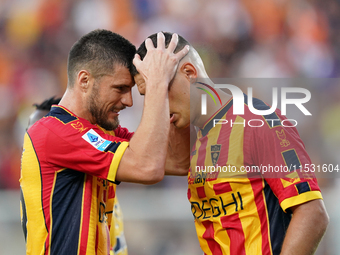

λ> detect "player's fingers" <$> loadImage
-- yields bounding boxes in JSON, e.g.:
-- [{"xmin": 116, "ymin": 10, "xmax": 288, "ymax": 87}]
[
  {"xmin": 157, "ymin": 32, "xmax": 165, "ymax": 50},
  {"xmin": 145, "ymin": 38, "xmax": 155, "ymax": 51},
  {"xmin": 133, "ymin": 54, "xmax": 142, "ymax": 70},
  {"xmin": 167, "ymin": 33, "xmax": 178, "ymax": 53},
  {"xmin": 175, "ymin": 45, "xmax": 190, "ymax": 60}
]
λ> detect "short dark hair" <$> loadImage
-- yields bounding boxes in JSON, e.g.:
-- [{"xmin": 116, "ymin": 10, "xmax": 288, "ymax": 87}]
[
  {"xmin": 133, "ymin": 32, "xmax": 191, "ymax": 76},
  {"xmin": 67, "ymin": 29, "xmax": 136, "ymax": 86},
  {"xmin": 33, "ymin": 96, "xmax": 61, "ymax": 111}
]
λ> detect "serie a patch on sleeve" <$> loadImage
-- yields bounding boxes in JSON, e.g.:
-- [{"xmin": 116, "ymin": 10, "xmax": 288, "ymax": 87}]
[{"xmin": 82, "ymin": 129, "xmax": 112, "ymax": 151}]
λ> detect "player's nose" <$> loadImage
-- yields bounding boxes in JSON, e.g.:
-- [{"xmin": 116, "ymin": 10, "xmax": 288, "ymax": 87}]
[{"xmin": 121, "ymin": 91, "xmax": 133, "ymax": 107}]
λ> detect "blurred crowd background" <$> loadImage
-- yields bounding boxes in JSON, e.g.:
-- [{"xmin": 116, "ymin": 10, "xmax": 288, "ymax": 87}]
[{"xmin": 0, "ymin": 0, "xmax": 340, "ymax": 254}]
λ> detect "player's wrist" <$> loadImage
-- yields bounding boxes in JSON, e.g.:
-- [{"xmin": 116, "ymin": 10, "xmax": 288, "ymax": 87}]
[{"xmin": 145, "ymin": 80, "xmax": 170, "ymax": 94}]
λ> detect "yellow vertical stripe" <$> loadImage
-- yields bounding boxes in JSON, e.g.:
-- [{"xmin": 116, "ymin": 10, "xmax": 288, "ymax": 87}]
[
  {"xmin": 194, "ymin": 220, "xmax": 210, "ymax": 254},
  {"xmin": 226, "ymin": 117, "xmax": 262, "ymax": 254},
  {"xmin": 215, "ymin": 116, "xmax": 246, "ymax": 178},
  {"xmin": 85, "ymin": 177, "xmax": 97, "ymax": 255},
  {"xmin": 20, "ymin": 133, "xmax": 48, "ymax": 255},
  {"xmin": 235, "ymin": 180, "xmax": 262, "ymax": 255},
  {"xmin": 213, "ymin": 220, "xmax": 231, "ymax": 255},
  {"xmin": 226, "ymin": 116, "xmax": 244, "ymax": 168}
]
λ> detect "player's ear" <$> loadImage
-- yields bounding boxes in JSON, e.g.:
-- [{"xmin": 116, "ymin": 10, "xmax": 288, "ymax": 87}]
[
  {"xmin": 77, "ymin": 70, "xmax": 91, "ymax": 91},
  {"xmin": 180, "ymin": 63, "xmax": 197, "ymax": 81}
]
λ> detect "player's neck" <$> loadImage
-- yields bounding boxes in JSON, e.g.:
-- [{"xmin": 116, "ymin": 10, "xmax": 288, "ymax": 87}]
[
  {"xmin": 59, "ymin": 89, "xmax": 93, "ymax": 122},
  {"xmin": 193, "ymin": 86, "xmax": 232, "ymax": 129}
]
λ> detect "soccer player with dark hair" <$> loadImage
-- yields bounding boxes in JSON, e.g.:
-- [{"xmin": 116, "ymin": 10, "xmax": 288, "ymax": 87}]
[
  {"xmin": 134, "ymin": 32, "xmax": 329, "ymax": 255},
  {"xmin": 20, "ymin": 30, "xmax": 189, "ymax": 254},
  {"xmin": 25, "ymin": 96, "xmax": 128, "ymax": 254}
]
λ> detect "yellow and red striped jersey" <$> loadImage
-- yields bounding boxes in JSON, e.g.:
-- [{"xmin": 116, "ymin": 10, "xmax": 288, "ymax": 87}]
[
  {"xmin": 20, "ymin": 105, "xmax": 132, "ymax": 255},
  {"xmin": 108, "ymin": 197, "xmax": 127, "ymax": 255},
  {"xmin": 97, "ymin": 128, "xmax": 127, "ymax": 255},
  {"xmin": 188, "ymin": 96, "xmax": 322, "ymax": 255}
]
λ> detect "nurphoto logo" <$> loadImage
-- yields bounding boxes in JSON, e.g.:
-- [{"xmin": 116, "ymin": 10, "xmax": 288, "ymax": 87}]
[{"xmin": 198, "ymin": 83, "xmax": 311, "ymax": 127}]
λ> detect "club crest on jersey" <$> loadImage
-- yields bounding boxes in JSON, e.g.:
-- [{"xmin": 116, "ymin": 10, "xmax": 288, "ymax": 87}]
[
  {"xmin": 276, "ymin": 129, "xmax": 290, "ymax": 147},
  {"xmin": 71, "ymin": 121, "xmax": 88, "ymax": 133},
  {"xmin": 82, "ymin": 129, "xmax": 112, "ymax": 151},
  {"xmin": 211, "ymin": 144, "xmax": 221, "ymax": 165}
]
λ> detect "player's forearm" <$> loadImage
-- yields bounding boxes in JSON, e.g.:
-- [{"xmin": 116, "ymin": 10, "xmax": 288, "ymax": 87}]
[
  {"xmin": 117, "ymin": 83, "xmax": 170, "ymax": 184},
  {"xmin": 130, "ymin": 82, "xmax": 170, "ymax": 172},
  {"xmin": 165, "ymin": 125, "xmax": 190, "ymax": 175},
  {"xmin": 280, "ymin": 199, "xmax": 329, "ymax": 255},
  {"xmin": 190, "ymin": 124, "xmax": 197, "ymax": 151}
]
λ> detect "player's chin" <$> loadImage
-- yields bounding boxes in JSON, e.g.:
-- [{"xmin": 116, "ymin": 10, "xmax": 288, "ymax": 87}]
[
  {"xmin": 110, "ymin": 118, "xmax": 120, "ymax": 130},
  {"xmin": 102, "ymin": 118, "xmax": 119, "ymax": 131},
  {"xmin": 173, "ymin": 118, "xmax": 190, "ymax": 129}
]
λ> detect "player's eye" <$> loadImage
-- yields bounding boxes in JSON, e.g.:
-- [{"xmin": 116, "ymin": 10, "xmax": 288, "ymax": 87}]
[
  {"xmin": 115, "ymin": 86, "xmax": 130, "ymax": 93},
  {"xmin": 112, "ymin": 85, "xmax": 124, "ymax": 91}
]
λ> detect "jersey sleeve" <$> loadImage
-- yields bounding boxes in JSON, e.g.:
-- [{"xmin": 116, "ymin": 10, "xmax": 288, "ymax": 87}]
[
  {"xmin": 42, "ymin": 121, "xmax": 129, "ymax": 183},
  {"xmin": 251, "ymin": 113, "xmax": 322, "ymax": 212}
]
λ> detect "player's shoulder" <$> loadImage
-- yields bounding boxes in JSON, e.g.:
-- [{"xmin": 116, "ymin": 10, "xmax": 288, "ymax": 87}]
[
  {"xmin": 241, "ymin": 94, "xmax": 301, "ymax": 140},
  {"xmin": 242, "ymin": 94, "xmax": 278, "ymax": 118},
  {"xmin": 32, "ymin": 105, "xmax": 109, "ymax": 142},
  {"xmin": 242, "ymin": 94, "xmax": 287, "ymax": 129},
  {"xmin": 41, "ymin": 106, "xmax": 90, "ymax": 131}
]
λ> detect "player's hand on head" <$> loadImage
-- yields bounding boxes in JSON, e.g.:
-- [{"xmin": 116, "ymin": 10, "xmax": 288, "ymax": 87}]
[
  {"xmin": 134, "ymin": 73, "xmax": 146, "ymax": 95},
  {"xmin": 133, "ymin": 32, "xmax": 190, "ymax": 88}
]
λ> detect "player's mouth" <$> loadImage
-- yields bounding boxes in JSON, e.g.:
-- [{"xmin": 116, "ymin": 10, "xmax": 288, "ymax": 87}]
[
  {"xmin": 111, "ymin": 107, "xmax": 125, "ymax": 116},
  {"xmin": 109, "ymin": 110, "xmax": 119, "ymax": 117}
]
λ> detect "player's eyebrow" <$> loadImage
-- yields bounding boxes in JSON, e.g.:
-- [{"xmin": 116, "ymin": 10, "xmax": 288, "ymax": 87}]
[{"xmin": 111, "ymin": 84, "xmax": 132, "ymax": 87}]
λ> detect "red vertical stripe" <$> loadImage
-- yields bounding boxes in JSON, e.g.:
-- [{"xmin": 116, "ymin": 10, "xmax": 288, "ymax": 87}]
[
  {"xmin": 196, "ymin": 132, "xmax": 216, "ymax": 182},
  {"xmin": 202, "ymin": 221, "xmax": 223, "ymax": 255},
  {"xmin": 250, "ymin": 179, "xmax": 272, "ymax": 255},
  {"xmin": 215, "ymin": 116, "xmax": 233, "ymax": 166},
  {"xmin": 108, "ymin": 184, "xmax": 115, "ymax": 199},
  {"xmin": 78, "ymin": 175, "xmax": 93, "ymax": 254},
  {"xmin": 44, "ymin": 239, "xmax": 48, "ymax": 255},
  {"xmin": 187, "ymin": 188, "xmax": 191, "ymax": 200},
  {"xmin": 197, "ymin": 186, "xmax": 206, "ymax": 198},
  {"xmin": 220, "ymin": 214, "xmax": 246, "ymax": 255}
]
